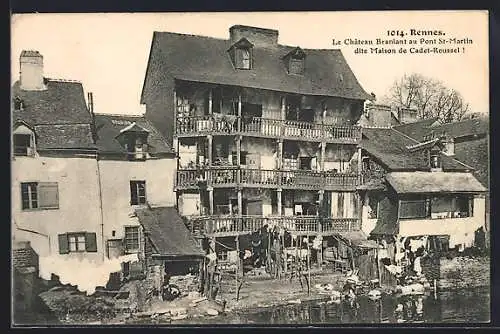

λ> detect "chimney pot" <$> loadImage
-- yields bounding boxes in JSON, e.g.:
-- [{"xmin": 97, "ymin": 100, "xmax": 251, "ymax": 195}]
[{"xmin": 19, "ymin": 50, "xmax": 46, "ymax": 91}]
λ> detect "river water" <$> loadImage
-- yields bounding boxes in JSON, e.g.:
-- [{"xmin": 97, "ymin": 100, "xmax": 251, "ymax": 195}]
[{"xmin": 171, "ymin": 286, "xmax": 490, "ymax": 325}]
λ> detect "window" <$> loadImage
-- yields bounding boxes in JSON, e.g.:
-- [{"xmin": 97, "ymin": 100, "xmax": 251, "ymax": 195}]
[
  {"xmin": 58, "ymin": 232, "xmax": 97, "ymax": 254},
  {"xmin": 124, "ymin": 226, "xmax": 140, "ymax": 252},
  {"xmin": 125, "ymin": 134, "xmax": 148, "ymax": 161},
  {"xmin": 13, "ymin": 96, "xmax": 24, "ymax": 110},
  {"xmin": 399, "ymin": 200, "xmax": 429, "ymax": 219},
  {"xmin": 69, "ymin": 233, "xmax": 86, "ymax": 252},
  {"xmin": 130, "ymin": 180, "xmax": 146, "ymax": 205},
  {"xmin": 430, "ymin": 152, "xmax": 441, "ymax": 169},
  {"xmin": 289, "ymin": 58, "xmax": 305, "ymax": 75},
  {"xmin": 13, "ymin": 134, "xmax": 34, "ymax": 156},
  {"xmin": 236, "ymin": 48, "xmax": 252, "ymax": 70},
  {"xmin": 21, "ymin": 182, "xmax": 59, "ymax": 210},
  {"xmin": 231, "ymin": 151, "xmax": 248, "ymax": 165}
]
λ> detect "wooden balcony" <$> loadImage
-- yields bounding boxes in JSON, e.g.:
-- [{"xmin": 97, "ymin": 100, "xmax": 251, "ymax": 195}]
[
  {"xmin": 176, "ymin": 116, "xmax": 361, "ymax": 144},
  {"xmin": 184, "ymin": 215, "xmax": 361, "ymax": 237},
  {"xmin": 176, "ymin": 167, "xmax": 359, "ymax": 191}
]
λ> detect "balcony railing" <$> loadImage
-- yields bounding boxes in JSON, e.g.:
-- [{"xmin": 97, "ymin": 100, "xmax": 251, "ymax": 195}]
[
  {"xmin": 177, "ymin": 167, "xmax": 359, "ymax": 190},
  {"xmin": 185, "ymin": 215, "xmax": 360, "ymax": 236},
  {"xmin": 176, "ymin": 116, "xmax": 361, "ymax": 143}
]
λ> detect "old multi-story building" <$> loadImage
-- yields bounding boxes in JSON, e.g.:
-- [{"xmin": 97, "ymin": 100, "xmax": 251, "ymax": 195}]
[
  {"xmin": 140, "ymin": 25, "xmax": 375, "ymax": 267},
  {"xmin": 11, "ymin": 51, "xmax": 104, "ymax": 262},
  {"xmin": 12, "ymin": 51, "xmax": 201, "ymax": 292},
  {"xmin": 358, "ymin": 108, "xmax": 488, "ymax": 265}
]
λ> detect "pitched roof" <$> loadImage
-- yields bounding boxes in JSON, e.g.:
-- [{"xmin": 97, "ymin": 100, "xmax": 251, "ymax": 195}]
[
  {"xmin": 141, "ymin": 31, "xmax": 373, "ymax": 103},
  {"xmin": 386, "ymin": 171, "xmax": 487, "ymax": 194},
  {"xmin": 135, "ymin": 207, "xmax": 205, "ymax": 258},
  {"xmin": 428, "ymin": 118, "xmax": 489, "ymax": 140},
  {"xmin": 394, "ymin": 117, "xmax": 488, "ymax": 142},
  {"xmin": 93, "ymin": 114, "xmax": 173, "ymax": 154},
  {"xmin": 12, "ymin": 79, "xmax": 96, "ymax": 150},
  {"xmin": 12, "ymin": 80, "xmax": 92, "ymax": 125},
  {"xmin": 360, "ymin": 127, "xmax": 469, "ymax": 171},
  {"xmin": 392, "ymin": 117, "xmax": 440, "ymax": 141}
]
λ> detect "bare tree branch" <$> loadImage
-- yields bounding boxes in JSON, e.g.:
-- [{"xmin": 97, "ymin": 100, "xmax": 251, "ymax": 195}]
[{"xmin": 381, "ymin": 73, "xmax": 470, "ymax": 123}]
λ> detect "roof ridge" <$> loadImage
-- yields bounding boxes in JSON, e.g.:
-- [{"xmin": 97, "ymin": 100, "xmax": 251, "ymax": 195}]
[
  {"xmin": 391, "ymin": 128, "xmax": 420, "ymax": 144},
  {"xmin": 155, "ymin": 30, "xmax": 228, "ymax": 42},
  {"xmin": 447, "ymin": 156, "xmax": 476, "ymax": 171},
  {"xmin": 94, "ymin": 112, "xmax": 145, "ymax": 118},
  {"xmin": 45, "ymin": 78, "xmax": 82, "ymax": 83}
]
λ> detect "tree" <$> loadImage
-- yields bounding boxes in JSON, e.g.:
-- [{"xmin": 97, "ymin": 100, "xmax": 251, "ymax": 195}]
[{"xmin": 381, "ymin": 73, "xmax": 470, "ymax": 123}]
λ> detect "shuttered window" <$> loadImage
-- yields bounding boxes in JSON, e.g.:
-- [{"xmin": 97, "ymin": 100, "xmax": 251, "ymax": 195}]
[
  {"xmin": 130, "ymin": 180, "xmax": 146, "ymax": 205},
  {"xmin": 58, "ymin": 232, "xmax": 97, "ymax": 254},
  {"xmin": 21, "ymin": 182, "xmax": 58, "ymax": 210}
]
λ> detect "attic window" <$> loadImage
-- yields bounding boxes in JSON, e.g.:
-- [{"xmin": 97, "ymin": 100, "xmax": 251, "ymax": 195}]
[
  {"xmin": 429, "ymin": 150, "xmax": 442, "ymax": 169},
  {"xmin": 126, "ymin": 134, "xmax": 148, "ymax": 161},
  {"xmin": 13, "ymin": 125, "xmax": 36, "ymax": 157},
  {"xmin": 236, "ymin": 48, "xmax": 252, "ymax": 69},
  {"xmin": 229, "ymin": 38, "xmax": 254, "ymax": 70},
  {"xmin": 286, "ymin": 47, "xmax": 306, "ymax": 75},
  {"xmin": 13, "ymin": 97, "xmax": 24, "ymax": 110},
  {"xmin": 118, "ymin": 122, "xmax": 150, "ymax": 161}
]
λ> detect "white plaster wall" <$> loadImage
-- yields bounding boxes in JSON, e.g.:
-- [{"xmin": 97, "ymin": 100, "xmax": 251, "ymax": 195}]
[
  {"xmin": 398, "ymin": 196, "xmax": 485, "ymax": 237},
  {"xmin": 98, "ymin": 158, "xmax": 176, "ymax": 240},
  {"xmin": 361, "ymin": 194, "xmax": 378, "ymax": 235},
  {"xmin": 179, "ymin": 193, "xmax": 201, "ymax": 216},
  {"xmin": 178, "ymin": 143, "xmax": 197, "ymax": 168},
  {"xmin": 12, "ymin": 155, "xmax": 103, "ymax": 262}
]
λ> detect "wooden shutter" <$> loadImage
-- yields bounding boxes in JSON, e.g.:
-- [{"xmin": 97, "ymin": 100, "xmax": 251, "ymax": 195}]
[
  {"xmin": 85, "ymin": 232, "xmax": 98, "ymax": 252},
  {"xmin": 38, "ymin": 182, "xmax": 59, "ymax": 208},
  {"xmin": 235, "ymin": 49, "xmax": 244, "ymax": 68},
  {"xmin": 130, "ymin": 182, "xmax": 137, "ymax": 205},
  {"xmin": 58, "ymin": 234, "xmax": 69, "ymax": 254}
]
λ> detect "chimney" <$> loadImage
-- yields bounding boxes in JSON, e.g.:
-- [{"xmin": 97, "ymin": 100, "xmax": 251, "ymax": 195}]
[
  {"xmin": 19, "ymin": 50, "xmax": 47, "ymax": 91},
  {"xmin": 363, "ymin": 104, "xmax": 393, "ymax": 128},
  {"xmin": 397, "ymin": 107, "xmax": 419, "ymax": 124},
  {"xmin": 229, "ymin": 25, "xmax": 279, "ymax": 48},
  {"xmin": 442, "ymin": 136, "xmax": 455, "ymax": 156}
]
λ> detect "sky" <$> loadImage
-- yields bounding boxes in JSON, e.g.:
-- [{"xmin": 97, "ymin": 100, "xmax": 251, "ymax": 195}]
[{"xmin": 11, "ymin": 11, "xmax": 489, "ymax": 116}]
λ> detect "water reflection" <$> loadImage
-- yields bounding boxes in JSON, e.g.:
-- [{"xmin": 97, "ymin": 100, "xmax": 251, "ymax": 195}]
[{"xmin": 219, "ymin": 286, "xmax": 489, "ymax": 324}]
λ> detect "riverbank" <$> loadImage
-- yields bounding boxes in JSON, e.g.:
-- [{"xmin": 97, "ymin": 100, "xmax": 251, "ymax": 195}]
[{"xmin": 15, "ymin": 255, "xmax": 490, "ymax": 325}]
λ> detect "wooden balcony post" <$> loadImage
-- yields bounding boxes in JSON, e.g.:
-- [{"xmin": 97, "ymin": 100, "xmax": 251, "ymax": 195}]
[
  {"xmin": 277, "ymin": 189, "xmax": 282, "ymax": 216},
  {"xmin": 173, "ymin": 89, "xmax": 177, "ymax": 137},
  {"xmin": 277, "ymin": 139, "xmax": 283, "ymax": 170},
  {"xmin": 318, "ymin": 190, "xmax": 324, "ymax": 232},
  {"xmin": 320, "ymin": 142, "xmax": 326, "ymax": 172},
  {"xmin": 208, "ymin": 187, "xmax": 214, "ymax": 215},
  {"xmin": 207, "ymin": 135, "xmax": 213, "ymax": 166},
  {"xmin": 208, "ymin": 89, "xmax": 213, "ymax": 115},
  {"xmin": 237, "ymin": 93, "xmax": 242, "ymax": 132},
  {"xmin": 280, "ymin": 96, "xmax": 286, "ymax": 137},
  {"xmin": 236, "ymin": 135, "xmax": 242, "ymax": 184},
  {"xmin": 237, "ymin": 189, "xmax": 243, "ymax": 218},
  {"xmin": 357, "ymin": 146, "xmax": 362, "ymax": 185}
]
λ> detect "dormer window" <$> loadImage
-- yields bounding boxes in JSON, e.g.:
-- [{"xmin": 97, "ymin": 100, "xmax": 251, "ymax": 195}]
[
  {"xmin": 13, "ymin": 123, "xmax": 36, "ymax": 157},
  {"xmin": 285, "ymin": 47, "xmax": 306, "ymax": 75},
  {"xmin": 240, "ymin": 49, "xmax": 251, "ymax": 69},
  {"xmin": 429, "ymin": 149, "xmax": 442, "ymax": 169},
  {"xmin": 13, "ymin": 96, "xmax": 24, "ymax": 111},
  {"xmin": 228, "ymin": 38, "xmax": 254, "ymax": 70},
  {"xmin": 116, "ymin": 122, "xmax": 150, "ymax": 161},
  {"xmin": 125, "ymin": 134, "xmax": 148, "ymax": 161}
]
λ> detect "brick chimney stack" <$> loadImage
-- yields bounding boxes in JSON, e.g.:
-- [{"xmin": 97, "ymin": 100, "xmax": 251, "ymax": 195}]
[{"xmin": 19, "ymin": 50, "xmax": 47, "ymax": 91}]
